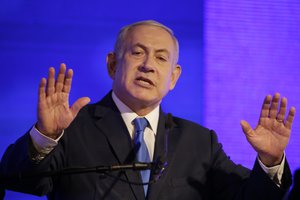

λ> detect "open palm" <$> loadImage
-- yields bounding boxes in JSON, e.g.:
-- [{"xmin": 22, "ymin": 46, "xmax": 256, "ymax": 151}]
[
  {"xmin": 241, "ymin": 93, "xmax": 295, "ymax": 166},
  {"xmin": 36, "ymin": 64, "xmax": 90, "ymax": 139}
]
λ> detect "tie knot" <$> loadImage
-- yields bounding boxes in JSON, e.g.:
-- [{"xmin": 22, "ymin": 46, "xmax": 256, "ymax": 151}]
[{"xmin": 133, "ymin": 117, "xmax": 148, "ymax": 132}]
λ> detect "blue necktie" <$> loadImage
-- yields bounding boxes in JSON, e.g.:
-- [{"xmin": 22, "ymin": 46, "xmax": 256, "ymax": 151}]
[{"xmin": 133, "ymin": 117, "xmax": 150, "ymax": 195}]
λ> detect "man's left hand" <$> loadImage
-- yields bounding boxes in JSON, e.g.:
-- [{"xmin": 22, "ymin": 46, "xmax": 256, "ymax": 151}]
[{"xmin": 241, "ymin": 93, "xmax": 296, "ymax": 167}]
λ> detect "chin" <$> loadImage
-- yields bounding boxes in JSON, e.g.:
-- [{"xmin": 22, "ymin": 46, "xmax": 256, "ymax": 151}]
[
  {"xmin": 130, "ymin": 93, "xmax": 159, "ymax": 105},
  {"xmin": 133, "ymin": 95, "xmax": 154, "ymax": 103}
]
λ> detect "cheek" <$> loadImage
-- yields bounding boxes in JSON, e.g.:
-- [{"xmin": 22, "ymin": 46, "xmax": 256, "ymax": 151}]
[
  {"xmin": 158, "ymin": 71, "xmax": 173, "ymax": 90},
  {"xmin": 115, "ymin": 64, "xmax": 135, "ymax": 86},
  {"xmin": 114, "ymin": 68, "xmax": 123, "ymax": 82},
  {"xmin": 115, "ymin": 61, "xmax": 128, "ymax": 77}
]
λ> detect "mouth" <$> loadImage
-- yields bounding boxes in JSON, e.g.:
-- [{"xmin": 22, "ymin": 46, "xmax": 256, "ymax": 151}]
[{"xmin": 135, "ymin": 76, "xmax": 155, "ymax": 86}]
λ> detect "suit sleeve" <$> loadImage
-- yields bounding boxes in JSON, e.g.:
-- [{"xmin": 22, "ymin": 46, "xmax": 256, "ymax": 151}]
[
  {"xmin": 209, "ymin": 130, "xmax": 292, "ymax": 200},
  {"xmin": 0, "ymin": 132, "xmax": 59, "ymax": 196}
]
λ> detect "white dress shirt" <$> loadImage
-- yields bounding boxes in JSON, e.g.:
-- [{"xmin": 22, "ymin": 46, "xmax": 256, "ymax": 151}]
[{"xmin": 111, "ymin": 92, "xmax": 159, "ymax": 161}]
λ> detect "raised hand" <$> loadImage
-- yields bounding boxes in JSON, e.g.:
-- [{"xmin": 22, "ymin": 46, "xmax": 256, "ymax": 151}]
[
  {"xmin": 36, "ymin": 63, "xmax": 90, "ymax": 139},
  {"xmin": 240, "ymin": 93, "xmax": 296, "ymax": 166}
]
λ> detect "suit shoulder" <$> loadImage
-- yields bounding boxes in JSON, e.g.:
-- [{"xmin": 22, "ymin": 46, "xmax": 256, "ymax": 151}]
[
  {"xmin": 74, "ymin": 103, "xmax": 94, "ymax": 118},
  {"xmin": 171, "ymin": 116, "xmax": 213, "ymax": 136}
]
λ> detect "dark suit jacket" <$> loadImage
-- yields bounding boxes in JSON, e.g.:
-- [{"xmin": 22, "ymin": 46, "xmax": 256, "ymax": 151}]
[
  {"xmin": 287, "ymin": 169, "xmax": 300, "ymax": 200},
  {"xmin": 0, "ymin": 92, "xmax": 292, "ymax": 200}
]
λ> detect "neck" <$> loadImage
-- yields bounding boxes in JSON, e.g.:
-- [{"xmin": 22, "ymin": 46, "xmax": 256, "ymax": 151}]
[
  {"xmin": 113, "ymin": 91, "xmax": 160, "ymax": 116},
  {"xmin": 132, "ymin": 105, "xmax": 157, "ymax": 116}
]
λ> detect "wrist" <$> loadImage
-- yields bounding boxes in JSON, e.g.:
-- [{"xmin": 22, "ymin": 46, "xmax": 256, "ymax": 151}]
[
  {"xmin": 258, "ymin": 153, "xmax": 284, "ymax": 167},
  {"xmin": 35, "ymin": 122, "xmax": 62, "ymax": 139}
]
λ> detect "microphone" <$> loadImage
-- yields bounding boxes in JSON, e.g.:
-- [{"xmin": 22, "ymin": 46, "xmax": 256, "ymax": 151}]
[
  {"xmin": 152, "ymin": 156, "xmax": 167, "ymax": 182},
  {"xmin": 151, "ymin": 113, "xmax": 173, "ymax": 182}
]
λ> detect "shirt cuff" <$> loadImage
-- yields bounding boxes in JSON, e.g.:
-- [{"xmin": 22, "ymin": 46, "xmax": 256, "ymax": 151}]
[
  {"xmin": 29, "ymin": 125, "xmax": 64, "ymax": 155},
  {"xmin": 258, "ymin": 153, "xmax": 285, "ymax": 186}
]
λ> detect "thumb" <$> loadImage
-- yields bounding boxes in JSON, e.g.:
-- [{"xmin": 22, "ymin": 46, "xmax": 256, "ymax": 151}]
[
  {"xmin": 70, "ymin": 97, "xmax": 91, "ymax": 116},
  {"xmin": 240, "ymin": 120, "xmax": 254, "ymax": 137}
]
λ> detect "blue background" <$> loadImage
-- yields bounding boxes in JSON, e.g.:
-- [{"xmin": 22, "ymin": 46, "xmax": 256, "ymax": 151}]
[{"xmin": 0, "ymin": 0, "xmax": 299, "ymax": 199}]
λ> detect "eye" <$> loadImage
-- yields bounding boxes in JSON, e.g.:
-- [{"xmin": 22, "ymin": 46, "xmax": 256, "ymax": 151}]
[
  {"xmin": 157, "ymin": 55, "xmax": 168, "ymax": 62},
  {"xmin": 132, "ymin": 51, "xmax": 142, "ymax": 55},
  {"xmin": 131, "ymin": 48, "xmax": 145, "ymax": 57}
]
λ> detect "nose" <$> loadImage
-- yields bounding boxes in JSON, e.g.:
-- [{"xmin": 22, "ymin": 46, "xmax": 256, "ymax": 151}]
[{"xmin": 139, "ymin": 55, "xmax": 155, "ymax": 73}]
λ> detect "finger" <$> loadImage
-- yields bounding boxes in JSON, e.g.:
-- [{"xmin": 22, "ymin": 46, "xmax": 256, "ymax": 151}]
[
  {"xmin": 63, "ymin": 68, "xmax": 73, "ymax": 93},
  {"xmin": 38, "ymin": 78, "xmax": 47, "ymax": 101},
  {"xmin": 285, "ymin": 107, "xmax": 296, "ymax": 130},
  {"xmin": 276, "ymin": 97, "xmax": 287, "ymax": 122},
  {"xmin": 46, "ymin": 67, "xmax": 55, "ymax": 96},
  {"xmin": 260, "ymin": 94, "xmax": 272, "ymax": 119},
  {"xmin": 240, "ymin": 120, "xmax": 254, "ymax": 137},
  {"xmin": 269, "ymin": 93, "xmax": 280, "ymax": 119},
  {"xmin": 55, "ymin": 63, "xmax": 67, "ymax": 93},
  {"xmin": 70, "ymin": 97, "xmax": 91, "ymax": 117}
]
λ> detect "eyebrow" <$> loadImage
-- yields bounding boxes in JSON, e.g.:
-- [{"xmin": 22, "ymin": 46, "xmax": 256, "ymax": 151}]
[{"xmin": 133, "ymin": 43, "xmax": 171, "ymax": 57}]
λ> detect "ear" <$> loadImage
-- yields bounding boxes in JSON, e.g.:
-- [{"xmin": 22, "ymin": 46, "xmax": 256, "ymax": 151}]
[
  {"xmin": 106, "ymin": 52, "xmax": 117, "ymax": 79},
  {"xmin": 169, "ymin": 64, "xmax": 182, "ymax": 90}
]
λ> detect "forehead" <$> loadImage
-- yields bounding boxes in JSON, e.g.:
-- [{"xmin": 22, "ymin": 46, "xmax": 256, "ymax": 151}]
[{"xmin": 125, "ymin": 25, "xmax": 176, "ymax": 52}]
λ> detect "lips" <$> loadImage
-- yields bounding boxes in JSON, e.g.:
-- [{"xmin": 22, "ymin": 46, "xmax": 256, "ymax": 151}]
[{"xmin": 136, "ymin": 76, "xmax": 154, "ymax": 86}]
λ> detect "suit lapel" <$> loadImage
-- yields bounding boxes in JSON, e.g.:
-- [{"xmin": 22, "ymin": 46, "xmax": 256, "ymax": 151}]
[
  {"xmin": 92, "ymin": 93, "xmax": 145, "ymax": 200},
  {"xmin": 93, "ymin": 105, "xmax": 133, "ymax": 163},
  {"xmin": 147, "ymin": 111, "xmax": 181, "ymax": 200}
]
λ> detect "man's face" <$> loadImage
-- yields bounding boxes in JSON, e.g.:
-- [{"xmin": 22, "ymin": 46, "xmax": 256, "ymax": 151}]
[{"xmin": 108, "ymin": 25, "xmax": 181, "ymax": 114}]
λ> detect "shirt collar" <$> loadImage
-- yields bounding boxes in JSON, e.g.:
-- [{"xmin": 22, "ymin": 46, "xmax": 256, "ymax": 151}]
[{"xmin": 111, "ymin": 91, "xmax": 159, "ymax": 136}]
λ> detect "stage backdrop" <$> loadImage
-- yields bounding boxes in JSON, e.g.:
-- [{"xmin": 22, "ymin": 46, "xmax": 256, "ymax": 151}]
[
  {"xmin": 0, "ymin": 0, "xmax": 299, "ymax": 199},
  {"xmin": 204, "ymin": 0, "xmax": 300, "ymax": 171}
]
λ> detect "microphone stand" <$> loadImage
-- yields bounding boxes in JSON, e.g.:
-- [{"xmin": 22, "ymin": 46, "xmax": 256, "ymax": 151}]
[
  {"xmin": 1, "ymin": 113, "xmax": 173, "ymax": 198},
  {"xmin": 1, "ymin": 162, "xmax": 154, "ymax": 182},
  {"xmin": 0, "ymin": 159, "xmax": 166, "ymax": 200}
]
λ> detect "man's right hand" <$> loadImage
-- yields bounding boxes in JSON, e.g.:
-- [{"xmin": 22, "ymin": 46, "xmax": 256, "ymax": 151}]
[{"xmin": 36, "ymin": 63, "xmax": 90, "ymax": 139}]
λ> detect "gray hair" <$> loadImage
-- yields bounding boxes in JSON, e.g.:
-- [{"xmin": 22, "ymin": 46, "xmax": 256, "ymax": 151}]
[{"xmin": 114, "ymin": 20, "xmax": 179, "ymax": 63}]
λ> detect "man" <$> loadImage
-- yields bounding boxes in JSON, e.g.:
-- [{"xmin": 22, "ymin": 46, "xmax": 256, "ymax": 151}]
[
  {"xmin": 0, "ymin": 184, "xmax": 4, "ymax": 200},
  {"xmin": 286, "ymin": 169, "xmax": 300, "ymax": 199},
  {"xmin": 0, "ymin": 20, "xmax": 296, "ymax": 199}
]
